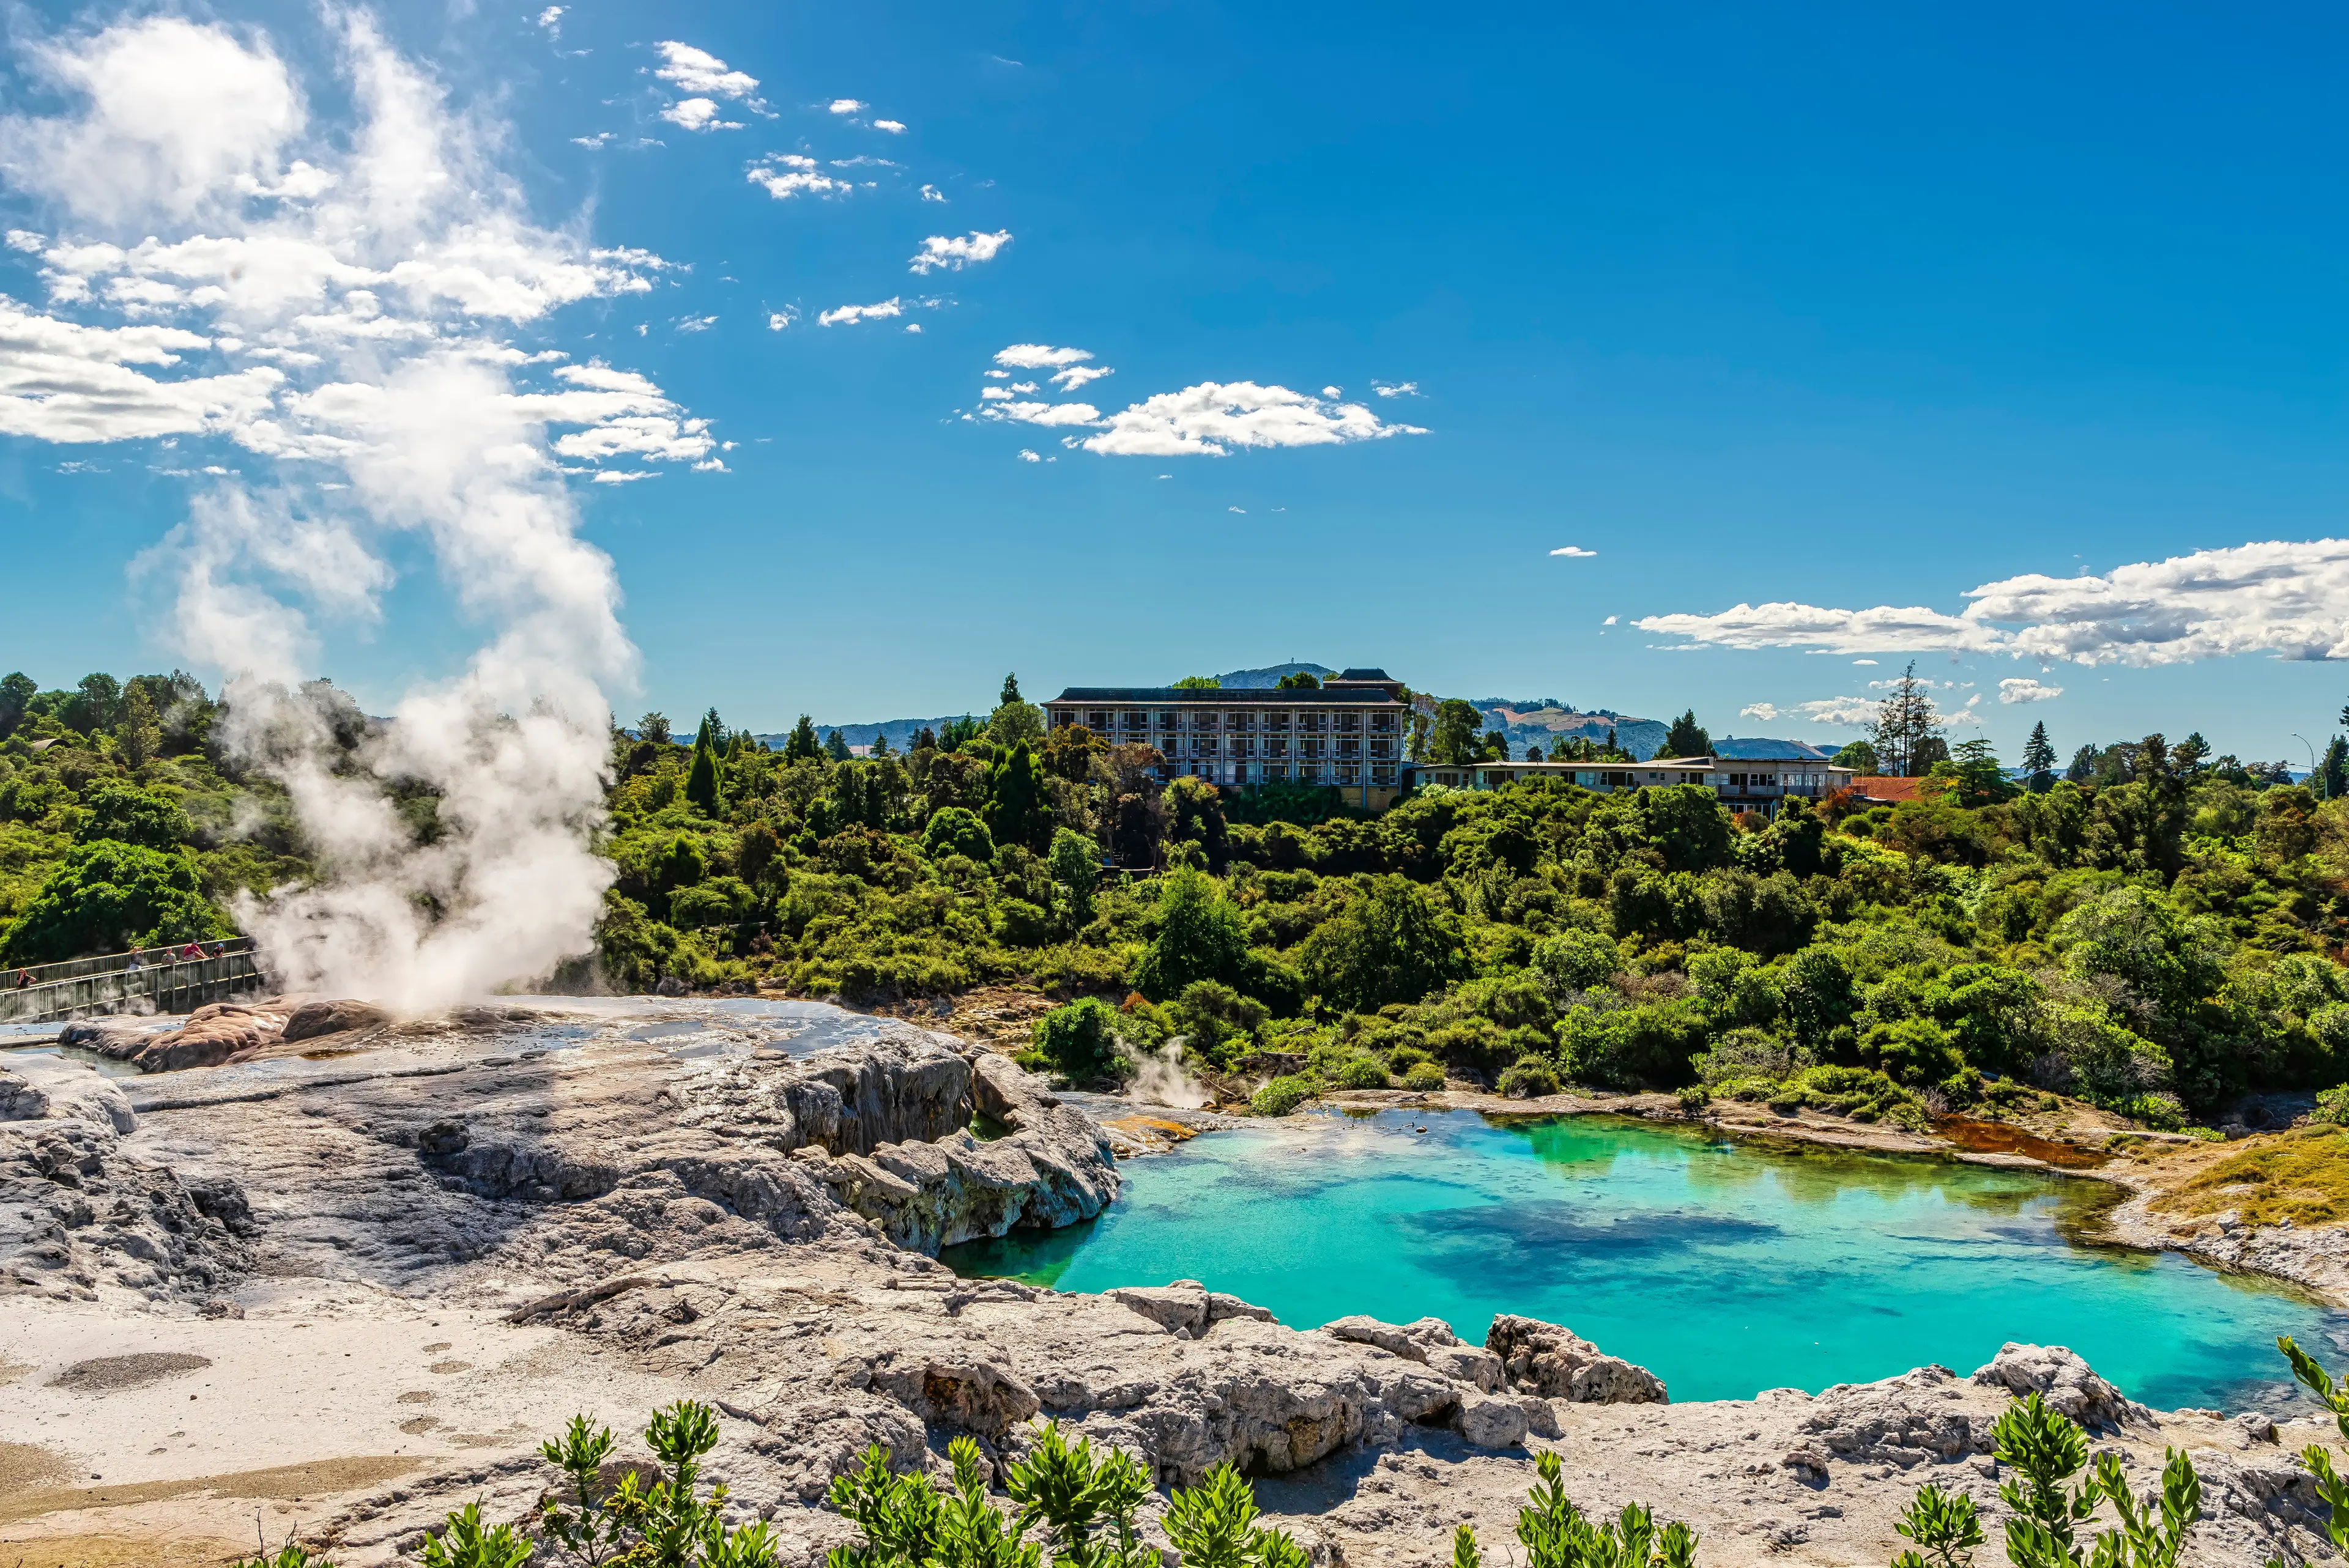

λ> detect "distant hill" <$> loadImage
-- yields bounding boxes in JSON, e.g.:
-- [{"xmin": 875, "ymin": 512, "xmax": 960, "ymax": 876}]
[
  {"xmin": 1209, "ymin": 662, "xmax": 1338, "ymax": 689},
  {"xmin": 1712, "ymin": 736, "xmax": 1838, "ymax": 762},
  {"xmin": 752, "ymin": 715, "xmax": 971, "ymax": 756},
  {"xmin": 1474, "ymin": 700, "xmax": 1668, "ymax": 761}
]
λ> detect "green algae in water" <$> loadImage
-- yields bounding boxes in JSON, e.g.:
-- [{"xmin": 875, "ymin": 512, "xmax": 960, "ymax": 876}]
[{"xmin": 941, "ymin": 1108, "xmax": 2349, "ymax": 1408}]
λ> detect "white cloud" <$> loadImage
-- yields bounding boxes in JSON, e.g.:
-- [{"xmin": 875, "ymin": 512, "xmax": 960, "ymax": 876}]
[
  {"xmin": 1998, "ymin": 678, "xmax": 2065, "ymax": 704},
  {"xmin": 6, "ymin": 229, "xmax": 43, "ymax": 251},
  {"xmin": 1786, "ymin": 697, "xmax": 1882, "ymax": 728},
  {"xmin": 0, "ymin": 17, "xmax": 305, "ymax": 226},
  {"xmin": 536, "ymin": 7, "xmax": 564, "ymax": 34},
  {"xmin": 818, "ymin": 297, "xmax": 902, "ymax": 326},
  {"xmin": 984, "ymin": 369, "xmax": 1008, "ymax": 379},
  {"xmin": 1373, "ymin": 380, "xmax": 1419, "ymax": 398},
  {"xmin": 908, "ymin": 229, "xmax": 1011, "ymax": 273},
  {"xmin": 1639, "ymin": 539, "xmax": 2349, "ymax": 668},
  {"xmin": 979, "ymin": 399, "xmax": 1102, "ymax": 427},
  {"xmin": 1321, "ymin": 385, "xmax": 1341, "ymax": 398},
  {"xmin": 919, "ymin": 183, "xmax": 944, "ymax": 202},
  {"xmin": 746, "ymin": 154, "xmax": 849, "ymax": 200},
  {"xmin": 590, "ymin": 468, "xmax": 658, "ymax": 484},
  {"xmin": 1739, "ymin": 703, "xmax": 1778, "ymax": 722},
  {"xmin": 1550, "ymin": 545, "xmax": 1596, "ymax": 558},
  {"xmin": 1009, "ymin": 382, "xmax": 1037, "ymax": 393},
  {"xmin": 660, "ymin": 98, "xmax": 739, "ymax": 133},
  {"xmin": 1852, "ymin": 658, "xmax": 1878, "ymax": 665},
  {"xmin": 1017, "ymin": 449, "xmax": 1040, "ymax": 462},
  {"xmin": 903, "ymin": 322, "xmax": 921, "ymax": 333},
  {"xmin": 1053, "ymin": 364, "xmax": 1113, "ymax": 391},
  {"xmin": 674, "ymin": 314, "xmax": 716, "ymax": 333},
  {"xmin": 1228, "ymin": 506, "xmax": 1245, "ymax": 514},
  {"xmin": 766, "ymin": 311, "xmax": 793, "ymax": 331},
  {"xmin": 0, "ymin": 296, "xmax": 285, "ymax": 442},
  {"xmin": 828, "ymin": 98, "xmax": 867, "ymax": 116},
  {"xmin": 1081, "ymin": 381, "xmax": 1427, "ymax": 457},
  {"xmin": 1602, "ymin": 615, "xmax": 1617, "ymax": 625},
  {"xmin": 571, "ymin": 132, "xmax": 612, "ymax": 149},
  {"xmin": 995, "ymin": 342, "xmax": 1091, "ymax": 369},
  {"xmin": 653, "ymin": 42, "xmax": 761, "ymax": 107},
  {"xmin": 874, "ymin": 120, "xmax": 907, "ymax": 134}
]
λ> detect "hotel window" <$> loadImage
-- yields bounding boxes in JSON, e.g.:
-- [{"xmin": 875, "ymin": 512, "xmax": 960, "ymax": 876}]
[
  {"xmin": 1263, "ymin": 762, "xmax": 1288, "ymax": 782},
  {"xmin": 1336, "ymin": 712, "xmax": 1361, "ymax": 733},
  {"xmin": 1266, "ymin": 711, "xmax": 1290, "ymax": 732},
  {"xmin": 1371, "ymin": 764, "xmax": 1397, "ymax": 785},
  {"xmin": 1338, "ymin": 738, "xmax": 1360, "ymax": 757},
  {"xmin": 1338, "ymin": 764, "xmax": 1360, "ymax": 784},
  {"xmin": 1227, "ymin": 711, "xmax": 1255, "ymax": 733},
  {"xmin": 1086, "ymin": 711, "xmax": 1109, "ymax": 730}
]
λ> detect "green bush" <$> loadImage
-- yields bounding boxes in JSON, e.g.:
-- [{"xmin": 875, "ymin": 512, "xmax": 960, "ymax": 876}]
[
  {"xmin": 1250, "ymin": 1073, "xmax": 1319, "ymax": 1116},
  {"xmin": 4, "ymin": 839, "xmax": 229, "ymax": 962},
  {"xmin": 1497, "ymin": 1054, "xmax": 1563, "ymax": 1099},
  {"xmin": 921, "ymin": 805, "xmax": 995, "ymax": 862},
  {"xmin": 1028, "ymin": 997, "xmax": 1130, "ymax": 1084},
  {"xmin": 1401, "ymin": 1060, "xmax": 1447, "ymax": 1092},
  {"xmin": 1333, "ymin": 1053, "xmax": 1391, "ymax": 1090},
  {"xmin": 2318, "ymin": 1085, "xmax": 2349, "ymax": 1126}
]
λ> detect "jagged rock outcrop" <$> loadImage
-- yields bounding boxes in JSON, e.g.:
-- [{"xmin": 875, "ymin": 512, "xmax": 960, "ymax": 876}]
[
  {"xmin": 1315, "ymin": 1313, "xmax": 1568, "ymax": 1448},
  {"xmin": 1486, "ymin": 1312, "xmax": 1669, "ymax": 1404},
  {"xmin": 1972, "ymin": 1342, "xmax": 2150, "ymax": 1430},
  {"xmin": 1, "ymin": 1059, "xmax": 251, "ymax": 1301},
  {"xmin": 1798, "ymin": 1364, "xmax": 1990, "ymax": 1471}
]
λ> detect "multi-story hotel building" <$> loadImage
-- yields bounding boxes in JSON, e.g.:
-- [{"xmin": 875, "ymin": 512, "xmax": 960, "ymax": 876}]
[
  {"xmin": 1401, "ymin": 755, "xmax": 1855, "ymax": 813},
  {"xmin": 1044, "ymin": 668, "xmax": 1412, "ymax": 811}
]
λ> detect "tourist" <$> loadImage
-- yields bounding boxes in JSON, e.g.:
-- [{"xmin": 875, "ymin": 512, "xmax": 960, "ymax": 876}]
[
  {"xmin": 180, "ymin": 941, "xmax": 204, "ymax": 960},
  {"xmin": 125, "ymin": 947, "xmax": 143, "ymax": 969},
  {"xmin": 11, "ymin": 968, "xmax": 28, "ymax": 989}
]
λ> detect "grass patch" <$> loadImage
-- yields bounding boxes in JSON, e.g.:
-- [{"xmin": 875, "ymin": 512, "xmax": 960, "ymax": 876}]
[{"xmin": 2151, "ymin": 1123, "xmax": 2349, "ymax": 1227}]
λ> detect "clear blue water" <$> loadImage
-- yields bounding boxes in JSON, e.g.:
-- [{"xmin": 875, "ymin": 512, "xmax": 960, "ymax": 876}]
[{"xmin": 941, "ymin": 1108, "xmax": 2349, "ymax": 1410}]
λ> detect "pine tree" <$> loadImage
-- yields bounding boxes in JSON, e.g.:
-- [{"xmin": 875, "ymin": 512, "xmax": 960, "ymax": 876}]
[
  {"xmin": 984, "ymin": 738, "xmax": 1050, "ymax": 851},
  {"xmin": 1871, "ymin": 662, "xmax": 1945, "ymax": 777},
  {"xmin": 2067, "ymin": 743, "xmax": 2100, "ymax": 784},
  {"xmin": 825, "ymin": 728, "xmax": 852, "ymax": 763},
  {"xmin": 2325, "ymin": 736, "xmax": 2348, "ymax": 802},
  {"xmin": 871, "ymin": 730, "xmax": 894, "ymax": 758},
  {"xmin": 1000, "ymin": 672, "xmax": 1022, "ymax": 707},
  {"xmin": 783, "ymin": 715, "xmax": 821, "ymax": 763},
  {"xmin": 2022, "ymin": 720, "xmax": 2056, "ymax": 793},
  {"xmin": 1660, "ymin": 709, "xmax": 1710, "ymax": 758},
  {"xmin": 116, "ymin": 682, "xmax": 160, "ymax": 768},
  {"xmin": 684, "ymin": 728, "xmax": 722, "ymax": 816}
]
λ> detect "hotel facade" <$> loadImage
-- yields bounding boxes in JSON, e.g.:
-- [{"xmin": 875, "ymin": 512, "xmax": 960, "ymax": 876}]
[{"xmin": 1043, "ymin": 668, "xmax": 1412, "ymax": 811}]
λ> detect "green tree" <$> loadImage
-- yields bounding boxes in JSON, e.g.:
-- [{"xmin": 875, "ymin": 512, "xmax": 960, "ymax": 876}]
[
  {"xmin": 825, "ymin": 728, "xmax": 853, "ymax": 763},
  {"xmin": 2324, "ymin": 737, "xmax": 2348, "ymax": 802},
  {"xmin": 938, "ymin": 714, "xmax": 983, "ymax": 751},
  {"xmin": 989, "ymin": 700, "xmax": 1046, "ymax": 749},
  {"xmin": 1942, "ymin": 739, "xmax": 2015, "ymax": 808},
  {"xmin": 1872, "ymin": 662, "xmax": 1945, "ymax": 776},
  {"xmin": 637, "ymin": 711, "xmax": 674, "ymax": 746},
  {"xmin": 115, "ymin": 681, "xmax": 161, "ymax": 767},
  {"xmin": 985, "ymin": 739, "xmax": 1052, "ymax": 852},
  {"xmin": 1658, "ymin": 709, "xmax": 1710, "ymax": 758},
  {"xmin": 685, "ymin": 727, "xmax": 723, "ymax": 816},
  {"xmin": 1275, "ymin": 671, "xmax": 1320, "ymax": 690},
  {"xmin": 1134, "ymin": 868, "xmax": 1253, "ymax": 999},
  {"xmin": 2172, "ymin": 731, "xmax": 2211, "ymax": 777},
  {"xmin": 1023, "ymin": 997, "xmax": 1129, "ymax": 1082},
  {"xmin": 1429, "ymin": 700, "xmax": 1482, "ymax": 764},
  {"xmin": 2022, "ymin": 722, "xmax": 2057, "ymax": 793},
  {"xmin": 1048, "ymin": 826, "xmax": 1098, "ymax": 927},
  {"xmin": 2066, "ymin": 744, "xmax": 2101, "ymax": 784},
  {"xmin": 1297, "ymin": 876, "xmax": 1468, "ymax": 1011},
  {"xmin": 781, "ymin": 716, "xmax": 820, "ymax": 762},
  {"xmin": 1164, "ymin": 775, "xmax": 1229, "ymax": 867},
  {"xmin": 922, "ymin": 805, "xmax": 995, "ymax": 862},
  {"xmin": 61, "ymin": 671, "xmax": 122, "ymax": 736},
  {"xmin": 4, "ymin": 841, "xmax": 229, "ymax": 962},
  {"xmin": 76, "ymin": 783, "xmax": 188, "ymax": 849},
  {"xmin": 0, "ymin": 670, "xmax": 34, "ymax": 739},
  {"xmin": 1833, "ymin": 739, "xmax": 1880, "ymax": 775},
  {"xmin": 1174, "ymin": 675, "xmax": 1222, "ymax": 690},
  {"xmin": 1000, "ymin": 672, "xmax": 1022, "ymax": 706}
]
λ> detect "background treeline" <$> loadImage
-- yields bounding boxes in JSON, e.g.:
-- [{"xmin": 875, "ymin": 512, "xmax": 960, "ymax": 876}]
[{"xmin": 9, "ymin": 668, "xmax": 2349, "ymax": 1137}]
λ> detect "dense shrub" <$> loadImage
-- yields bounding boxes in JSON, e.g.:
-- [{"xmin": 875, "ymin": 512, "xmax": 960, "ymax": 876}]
[
  {"xmin": 1250, "ymin": 1073, "xmax": 1319, "ymax": 1116},
  {"xmin": 1496, "ymin": 1054, "xmax": 1562, "ymax": 1098},
  {"xmin": 1024, "ymin": 997, "xmax": 1130, "ymax": 1084}
]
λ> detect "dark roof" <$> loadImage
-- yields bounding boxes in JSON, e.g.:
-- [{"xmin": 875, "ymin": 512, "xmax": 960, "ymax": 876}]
[
  {"xmin": 1327, "ymin": 667, "xmax": 1397, "ymax": 683},
  {"xmin": 1049, "ymin": 686, "xmax": 1404, "ymax": 705},
  {"xmin": 1713, "ymin": 736, "xmax": 1835, "ymax": 761}
]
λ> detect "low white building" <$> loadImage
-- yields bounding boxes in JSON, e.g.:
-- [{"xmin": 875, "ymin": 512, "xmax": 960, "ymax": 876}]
[{"xmin": 1401, "ymin": 753, "xmax": 1854, "ymax": 813}]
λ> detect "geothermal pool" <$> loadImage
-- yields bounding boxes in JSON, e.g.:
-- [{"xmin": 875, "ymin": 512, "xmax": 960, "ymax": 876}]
[{"xmin": 942, "ymin": 1108, "xmax": 2348, "ymax": 1409}]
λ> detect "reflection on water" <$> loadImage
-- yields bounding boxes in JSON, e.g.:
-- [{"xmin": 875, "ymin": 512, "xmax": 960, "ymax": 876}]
[{"xmin": 942, "ymin": 1108, "xmax": 2349, "ymax": 1408}]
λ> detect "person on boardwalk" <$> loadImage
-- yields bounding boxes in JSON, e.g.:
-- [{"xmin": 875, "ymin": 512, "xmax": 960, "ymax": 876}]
[{"xmin": 12, "ymin": 968, "xmax": 28, "ymax": 989}]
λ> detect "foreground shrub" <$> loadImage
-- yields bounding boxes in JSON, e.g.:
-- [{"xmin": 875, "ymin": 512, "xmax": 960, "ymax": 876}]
[
  {"xmin": 1496, "ymin": 1054, "xmax": 1562, "ymax": 1099},
  {"xmin": 1250, "ymin": 1073, "xmax": 1319, "ymax": 1116},
  {"xmin": 829, "ymin": 1424, "xmax": 1304, "ymax": 1568},
  {"xmin": 1022, "ymin": 997, "xmax": 1132, "ymax": 1085},
  {"xmin": 1401, "ymin": 1060, "xmax": 1447, "ymax": 1092},
  {"xmin": 1451, "ymin": 1451, "xmax": 1697, "ymax": 1568}
]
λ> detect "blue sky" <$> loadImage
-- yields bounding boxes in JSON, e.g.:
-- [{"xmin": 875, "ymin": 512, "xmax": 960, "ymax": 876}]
[{"xmin": 1, "ymin": 2, "xmax": 2345, "ymax": 765}]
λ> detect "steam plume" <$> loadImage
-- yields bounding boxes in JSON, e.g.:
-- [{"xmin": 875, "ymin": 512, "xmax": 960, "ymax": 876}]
[{"xmin": 0, "ymin": 12, "xmax": 711, "ymax": 1011}]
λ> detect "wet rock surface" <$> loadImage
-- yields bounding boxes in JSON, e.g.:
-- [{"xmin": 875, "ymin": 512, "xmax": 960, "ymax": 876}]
[{"xmin": 0, "ymin": 999, "xmax": 2332, "ymax": 1567}]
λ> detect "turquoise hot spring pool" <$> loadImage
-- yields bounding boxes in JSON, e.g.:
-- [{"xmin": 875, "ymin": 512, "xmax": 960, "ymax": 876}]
[{"xmin": 941, "ymin": 1108, "xmax": 2349, "ymax": 1410}]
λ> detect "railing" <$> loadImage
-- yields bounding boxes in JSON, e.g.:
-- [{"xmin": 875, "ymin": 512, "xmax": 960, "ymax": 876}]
[{"xmin": 1, "ymin": 941, "xmax": 263, "ymax": 1026}]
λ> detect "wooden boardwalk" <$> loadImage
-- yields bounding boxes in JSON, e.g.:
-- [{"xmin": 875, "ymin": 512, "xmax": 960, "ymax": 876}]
[{"xmin": 1, "ymin": 940, "xmax": 263, "ymax": 1025}]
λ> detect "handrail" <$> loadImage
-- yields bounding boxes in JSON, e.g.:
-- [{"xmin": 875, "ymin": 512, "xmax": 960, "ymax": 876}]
[
  {"xmin": 0, "ymin": 947, "xmax": 264, "ymax": 1026},
  {"xmin": 4, "ymin": 936, "xmax": 254, "ymax": 988}
]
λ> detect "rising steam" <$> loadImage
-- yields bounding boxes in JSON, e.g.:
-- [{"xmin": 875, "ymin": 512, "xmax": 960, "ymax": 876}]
[{"xmin": 0, "ymin": 12, "xmax": 714, "ymax": 1012}]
